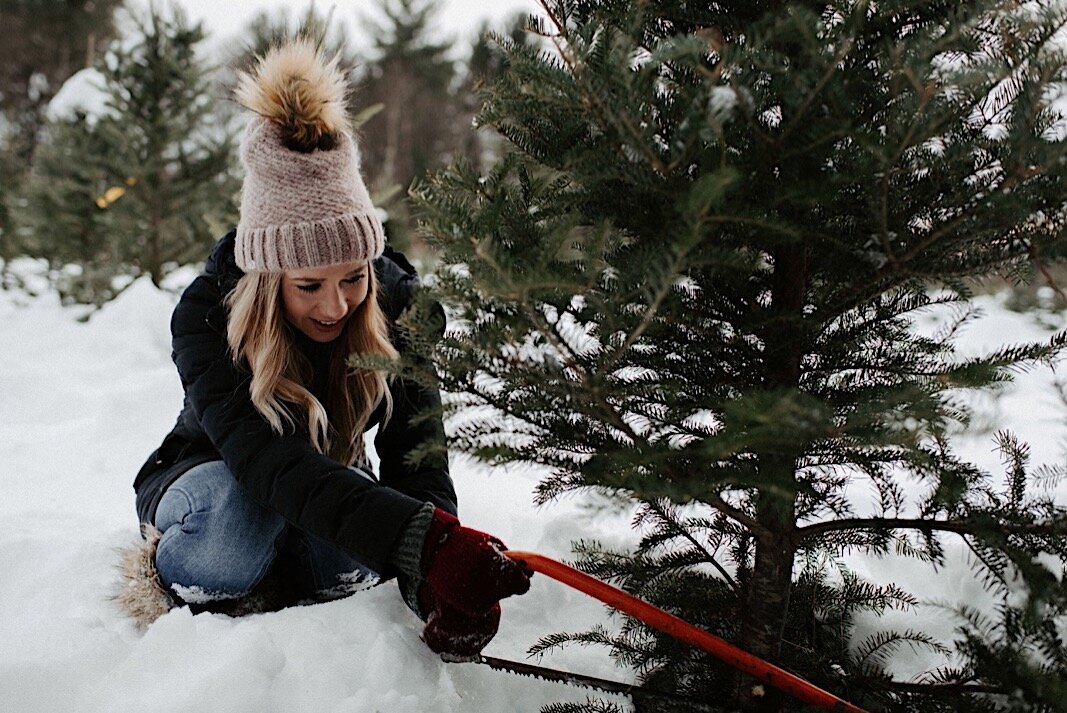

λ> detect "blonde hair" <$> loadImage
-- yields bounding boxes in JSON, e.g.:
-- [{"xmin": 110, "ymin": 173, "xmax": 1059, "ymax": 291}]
[{"xmin": 225, "ymin": 267, "xmax": 399, "ymax": 466}]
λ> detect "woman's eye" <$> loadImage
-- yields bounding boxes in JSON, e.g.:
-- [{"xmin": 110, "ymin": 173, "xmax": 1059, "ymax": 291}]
[{"xmin": 295, "ymin": 277, "xmax": 361, "ymax": 293}]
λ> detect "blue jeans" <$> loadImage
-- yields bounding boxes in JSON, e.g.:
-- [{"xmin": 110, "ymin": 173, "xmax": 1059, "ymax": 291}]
[{"xmin": 153, "ymin": 459, "xmax": 377, "ymax": 603}]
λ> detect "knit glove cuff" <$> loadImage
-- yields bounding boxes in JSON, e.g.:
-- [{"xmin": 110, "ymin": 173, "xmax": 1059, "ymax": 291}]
[
  {"xmin": 390, "ymin": 502, "xmax": 436, "ymax": 580},
  {"xmin": 390, "ymin": 502, "xmax": 436, "ymax": 619}
]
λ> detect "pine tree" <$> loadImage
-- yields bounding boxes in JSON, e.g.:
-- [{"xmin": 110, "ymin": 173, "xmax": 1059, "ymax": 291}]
[
  {"xmin": 0, "ymin": 0, "xmax": 123, "ymax": 286},
  {"xmin": 8, "ymin": 97, "xmax": 120, "ymax": 302},
  {"xmin": 467, "ymin": 16, "xmax": 527, "ymax": 88},
  {"xmin": 410, "ymin": 2, "xmax": 1067, "ymax": 711},
  {"xmin": 463, "ymin": 15, "xmax": 539, "ymax": 171},
  {"xmin": 357, "ymin": 0, "xmax": 464, "ymax": 255},
  {"xmin": 12, "ymin": 5, "xmax": 238, "ymax": 304}
]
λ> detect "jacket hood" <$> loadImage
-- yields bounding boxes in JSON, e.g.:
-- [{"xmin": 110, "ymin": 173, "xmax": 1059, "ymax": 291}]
[{"xmin": 205, "ymin": 230, "xmax": 244, "ymax": 295}]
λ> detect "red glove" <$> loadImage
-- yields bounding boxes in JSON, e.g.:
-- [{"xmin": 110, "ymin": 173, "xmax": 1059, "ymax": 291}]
[
  {"xmin": 419, "ymin": 585, "xmax": 501, "ymax": 660},
  {"xmin": 421, "ymin": 509, "xmax": 531, "ymax": 618}
]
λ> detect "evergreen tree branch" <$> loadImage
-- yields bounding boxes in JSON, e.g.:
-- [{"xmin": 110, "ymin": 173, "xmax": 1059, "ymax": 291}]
[
  {"xmin": 535, "ymin": 0, "xmax": 670, "ymax": 176},
  {"xmin": 602, "ymin": 241, "xmax": 693, "ymax": 374},
  {"xmin": 466, "ymin": 230, "xmax": 591, "ymax": 382},
  {"xmin": 1029, "ymin": 240, "xmax": 1067, "ymax": 304},
  {"xmin": 879, "ymin": 79, "xmax": 937, "ymax": 267},
  {"xmin": 888, "ymin": 210, "xmax": 975, "ymax": 269},
  {"xmin": 704, "ymin": 213, "xmax": 802, "ymax": 239},
  {"xmin": 702, "ymin": 488, "xmax": 769, "ymax": 540},
  {"xmin": 797, "ymin": 515, "xmax": 1067, "ymax": 542},
  {"xmin": 779, "ymin": 5, "xmax": 864, "ymax": 147},
  {"xmin": 645, "ymin": 500, "xmax": 739, "ymax": 590},
  {"xmin": 463, "ymin": 384, "xmax": 549, "ymax": 442},
  {"xmin": 859, "ymin": 678, "xmax": 1003, "ymax": 695}
]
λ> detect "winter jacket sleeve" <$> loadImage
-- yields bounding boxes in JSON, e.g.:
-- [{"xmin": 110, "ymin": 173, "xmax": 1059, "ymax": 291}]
[
  {"xmin": 375, "ymin": 371, "xmax": 457, "ymax": 516},
  {"xmin": 170, "ymin": 273, "xmax": 426, "ymax": 575}
]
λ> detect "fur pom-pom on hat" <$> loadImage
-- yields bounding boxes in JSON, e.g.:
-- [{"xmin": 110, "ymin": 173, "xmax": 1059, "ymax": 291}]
[
  {"xmin": 233, "ymin": 39, "xmax": 384, "ymax": 273},
  {"xmin": 235, "ymin": 39, "xmax": 348, "ymax": 153}
]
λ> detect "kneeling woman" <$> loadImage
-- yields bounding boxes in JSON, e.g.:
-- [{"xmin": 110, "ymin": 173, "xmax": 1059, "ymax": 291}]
[{"xmin": 119, "ymin": 40, "xmax": 529, "ymax": 658}]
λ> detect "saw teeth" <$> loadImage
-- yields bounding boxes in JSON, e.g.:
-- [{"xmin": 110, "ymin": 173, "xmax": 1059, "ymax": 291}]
[{"xmin": 471, "ymin": 655, "xmax": 722, "ymax": 711}]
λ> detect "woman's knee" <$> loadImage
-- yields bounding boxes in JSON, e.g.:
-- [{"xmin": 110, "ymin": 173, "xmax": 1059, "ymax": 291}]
[
  {"xmin": 157, "ymin": 461, "xmax": 268, "ymax": 525},
  {"xmin": 153, "ymin": 460, "xmax": 286, "ymax": 598}
]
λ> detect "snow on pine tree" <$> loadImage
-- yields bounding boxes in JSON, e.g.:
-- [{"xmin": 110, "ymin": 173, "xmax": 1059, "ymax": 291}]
[
  {"xmin": 12, "ymin": 5, "xmax": 237, "ymax": 305},
  {"xmin": 409, "ymin": 2, "xmax": 1067, "ymax": 711}
]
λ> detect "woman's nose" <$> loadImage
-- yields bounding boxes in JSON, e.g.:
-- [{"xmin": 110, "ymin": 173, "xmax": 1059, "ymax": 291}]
[{"xmin": 319, "ymin": 286, "xmax": 348, "ymax": 320}]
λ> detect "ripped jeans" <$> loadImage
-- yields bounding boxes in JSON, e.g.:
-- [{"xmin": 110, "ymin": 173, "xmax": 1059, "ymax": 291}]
[{"xmin": 153, "ymin": 459, "xmax": 377, "ymax": 603}]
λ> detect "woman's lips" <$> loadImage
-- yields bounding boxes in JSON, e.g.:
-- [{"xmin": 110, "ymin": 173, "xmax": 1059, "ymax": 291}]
[{"xmin": 311, "ymin": 317, "xmax": 344, "ymax": 332}]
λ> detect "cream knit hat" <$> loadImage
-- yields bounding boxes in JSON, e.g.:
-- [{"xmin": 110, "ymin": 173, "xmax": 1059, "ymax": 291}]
[{"xmin": 233, "ymin": 40, "xmax": 384, "ymax": 273}]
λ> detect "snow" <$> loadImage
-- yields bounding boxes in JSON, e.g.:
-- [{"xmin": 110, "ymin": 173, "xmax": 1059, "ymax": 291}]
[
  {"xmin": 707, "ymin": 85, "xmax": 739, "ymax": 117},
  {"xmin": 0, "ymin": 275, "xmax": 631, "ymax": 712},
  {"xmin": 0, "ymin": 275, "xmax": 1064, "ymax": 711},
  {"xmin": 45, "ymin": 67, "xmax": 113, "ymax": 126}
]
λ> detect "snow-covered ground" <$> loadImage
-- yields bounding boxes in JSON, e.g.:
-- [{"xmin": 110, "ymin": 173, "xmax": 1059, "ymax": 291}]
[{"xmin": 0, "ymin": 269, "xmax": 1064, "ymax": 712}]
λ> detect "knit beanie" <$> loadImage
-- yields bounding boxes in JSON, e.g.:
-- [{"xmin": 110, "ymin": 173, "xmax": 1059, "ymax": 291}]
[{"xmin": 233, "ymin": 40, "xmax": 385, "ymax": 273}]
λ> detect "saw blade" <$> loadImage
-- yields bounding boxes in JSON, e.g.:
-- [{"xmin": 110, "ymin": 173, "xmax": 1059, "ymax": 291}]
[{"xmin": 472, "ymin": 655, "xmax": 725, "ymax": 711}]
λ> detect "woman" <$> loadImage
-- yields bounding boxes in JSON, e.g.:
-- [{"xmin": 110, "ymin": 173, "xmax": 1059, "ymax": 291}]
[{"xmin": 117, "ymin": 40, "xmax": 530, "ymax": 659}]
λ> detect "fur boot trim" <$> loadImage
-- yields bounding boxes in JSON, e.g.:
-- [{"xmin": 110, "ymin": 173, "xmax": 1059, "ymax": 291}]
[
  {"xmin": 114, "ymin": 524, "xmax": 175, "ymax": 628},
  {"xmin": 114, "ymin": 525, "xmax": 305, "ymax": 627}
]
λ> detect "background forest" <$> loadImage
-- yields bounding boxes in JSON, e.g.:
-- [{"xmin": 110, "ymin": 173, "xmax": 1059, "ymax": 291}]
[
  {"xmin": 3, "ymin": 2, "xmax": 1067, "ymax": 713},
  {"xmin": 0, "ymin": 0, "xmax": 526, "ymax": 303}
]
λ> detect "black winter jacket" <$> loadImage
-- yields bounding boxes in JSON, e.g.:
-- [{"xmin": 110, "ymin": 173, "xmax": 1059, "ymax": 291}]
[{"xmin": 133, "ymin": 231, "xmax": 457, "ymax": 575}]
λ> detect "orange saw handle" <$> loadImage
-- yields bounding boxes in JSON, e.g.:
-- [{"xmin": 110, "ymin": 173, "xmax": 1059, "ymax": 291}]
[{"xmin": 504, "ymin": 550, "xmax": 868, "ymax": 713}]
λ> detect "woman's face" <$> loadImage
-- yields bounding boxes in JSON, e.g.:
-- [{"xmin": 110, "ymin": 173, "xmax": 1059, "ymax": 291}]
[{"xmin": 280, "ymin": 260, "xmax": 370, "ymax": 342}]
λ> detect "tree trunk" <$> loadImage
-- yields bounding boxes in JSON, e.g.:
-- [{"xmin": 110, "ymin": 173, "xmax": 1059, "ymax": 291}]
[
  {"xmin": 739, "ymin": 462, "xmax": 798, "ymax": 711},
  {"xmin": 737, "ymin": 241, "xmax": 808, "ymax": 710},
  {"xmin": 149, "ymin": 190, "xmax": 163, "ymax": 288},
  {"xmin": 382, "ymin": 66, "xmax": 400, "ymax": 190}
]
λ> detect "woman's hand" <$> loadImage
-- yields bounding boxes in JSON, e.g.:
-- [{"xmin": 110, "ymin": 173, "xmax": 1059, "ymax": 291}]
[
  {"xmin": 417, "ymin": 508, "xmax": 531, "ymax": 657},
  {"xmin": 420, "ymin": 509, "xmax": 532, "ymax": 616},
  {"xmin": 419, "ymin": 586, "xmax": 501, "ymax": 660}
]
